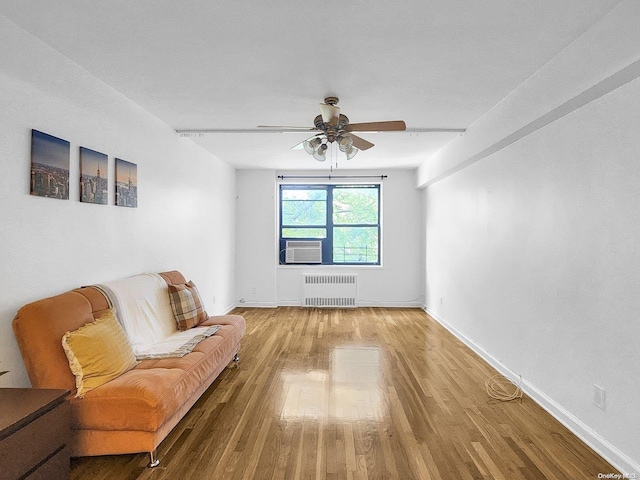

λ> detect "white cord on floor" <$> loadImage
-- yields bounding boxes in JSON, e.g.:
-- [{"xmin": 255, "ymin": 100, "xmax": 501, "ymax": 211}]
[{"xmin": 485, "ymin": 373, "xmax": 523, "ymax": 402}]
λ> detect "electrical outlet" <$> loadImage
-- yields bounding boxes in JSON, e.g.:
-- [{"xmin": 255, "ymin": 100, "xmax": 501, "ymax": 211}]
[
  {"xmin": 212, "ymin": 296, "xmax": 216, "ymax": 305},
  {"xmin": 593, "ymin": 384, "xmax": 605, "ymax": 410},
  {"xmin": 440, "ymin": 297, "xmax": 443, "ymax": 306}
]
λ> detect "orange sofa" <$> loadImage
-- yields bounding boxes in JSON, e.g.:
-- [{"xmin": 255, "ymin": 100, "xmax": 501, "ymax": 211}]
[{"xmin": 12, "ymin": 271, "xmax": 245, "ymax": 467}]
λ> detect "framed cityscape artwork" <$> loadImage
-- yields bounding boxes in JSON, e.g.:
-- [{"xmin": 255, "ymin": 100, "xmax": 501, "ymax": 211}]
[
  {"xmin": 115, "ymin": 158, "xmax": 137, "ymax": 207},
  {"xmin": 30, "ymin": 129, "xmax": 70, "ymax": 199},
  {"xmin": 80, "ymin": 147, "xmax": 108, "ymax": 204}
]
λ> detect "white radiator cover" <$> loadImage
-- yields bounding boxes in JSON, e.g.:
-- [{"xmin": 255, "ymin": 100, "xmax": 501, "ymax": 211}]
[{"xmin": 303, "ymin": 274, "xmax": 358, "ymax": 307}]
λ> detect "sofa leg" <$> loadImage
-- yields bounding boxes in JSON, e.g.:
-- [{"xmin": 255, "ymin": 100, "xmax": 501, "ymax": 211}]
[{"xmin": 148, "ymin": 450, "xmax": 160, "ymax": 468}]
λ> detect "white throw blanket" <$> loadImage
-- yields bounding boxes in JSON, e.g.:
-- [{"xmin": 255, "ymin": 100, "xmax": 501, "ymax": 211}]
[{"xmin": 93, "ymin": 273, "xmax": 219, "ymax": 359}]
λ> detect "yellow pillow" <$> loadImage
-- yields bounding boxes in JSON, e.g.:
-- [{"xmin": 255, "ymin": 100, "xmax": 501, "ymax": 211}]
[{"xmin": 62, "ymin": 309, "xmax": 138, "ymax": 397}]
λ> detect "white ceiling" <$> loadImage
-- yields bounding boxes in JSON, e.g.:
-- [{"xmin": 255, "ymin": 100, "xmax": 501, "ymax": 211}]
[{"xmin": 0, "ymin": 0, "xmax": 621, "ymax": 170}]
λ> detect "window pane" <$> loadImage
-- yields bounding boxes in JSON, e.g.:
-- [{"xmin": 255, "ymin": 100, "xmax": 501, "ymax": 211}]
[
  {"xmin": 282, "ymin": 228, "xmax": 327, "ymax": 238},
  {"xmin": 333, "ymin": 187, "xmax": 378, "ymax": 224},
  {"xmin": 282, "ymin": 189, "xmax": 326, "ymax": 201},
  {"xmin": 282, "ymin": 189, "xmax": 327, "ymax": 226},
  {"xmin": 333, "ymin": 227, "xmax": 379, "ymax": 263}
]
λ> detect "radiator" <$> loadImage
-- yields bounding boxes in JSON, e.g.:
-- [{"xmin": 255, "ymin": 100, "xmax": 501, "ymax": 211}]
[{"xmin": 303, "ymin": 274, "xmax": 358, "ymax": 308}]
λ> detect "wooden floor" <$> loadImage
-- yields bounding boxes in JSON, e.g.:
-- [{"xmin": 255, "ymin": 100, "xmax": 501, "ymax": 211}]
[{"xmin": 70, "ymin": 307, "xmax": 617, "ymax": 479}]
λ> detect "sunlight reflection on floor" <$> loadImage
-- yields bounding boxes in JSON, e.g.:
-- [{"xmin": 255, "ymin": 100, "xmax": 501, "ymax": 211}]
[{"xmin": 279, "ymin": 346, "xmax": 386, "ymax": 420}]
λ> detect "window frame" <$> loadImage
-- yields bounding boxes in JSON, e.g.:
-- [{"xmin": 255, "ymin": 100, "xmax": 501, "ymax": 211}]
[{"xmin": 279, "ymin": 183, "xmax": 381, "ymax": 266}]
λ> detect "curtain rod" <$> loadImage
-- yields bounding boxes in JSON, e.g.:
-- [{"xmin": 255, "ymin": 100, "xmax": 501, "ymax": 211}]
[{"xmin": 277, "ymin": 175, "xmax": 387, "ymax": 180}]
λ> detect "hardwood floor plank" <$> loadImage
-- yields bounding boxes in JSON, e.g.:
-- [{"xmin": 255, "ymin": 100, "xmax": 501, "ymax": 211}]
[{"xmin": 70, "ymin": 307, "xmax": 620, "ymax": 479}]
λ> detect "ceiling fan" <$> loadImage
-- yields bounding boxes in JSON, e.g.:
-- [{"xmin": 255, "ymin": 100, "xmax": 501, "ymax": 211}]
[{"xmin": 258, "ymin": 97, "xmax": 406, "ymax": 161}]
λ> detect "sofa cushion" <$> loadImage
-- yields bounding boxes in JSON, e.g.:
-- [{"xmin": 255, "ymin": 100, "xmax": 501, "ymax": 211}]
[
  {"xmin": 62, "ymin": 309, "xmax": 138, "ymax": 397},
  {"xmin": 70, "ymin": 333, "xmax": 230, "ymax": 431},
  {"xmin": 167, "ymin": 281, "xmax": 208, "ymax": 330}
]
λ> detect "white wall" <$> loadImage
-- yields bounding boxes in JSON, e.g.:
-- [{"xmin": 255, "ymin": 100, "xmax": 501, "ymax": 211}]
[
  {"xmin": 235, "ymin": 170, "xmax": 278, "ymax": 306},
  {"xmin": 420, "ymin": 1, "xmax": 640, "ymax": 474},
  {"xmin": 235, "ymin": 169, "xmax": 424, "ymax": 307},
  {"xmin": 0, "ymin": 15, "xmax": 237, "ymax": 388}
]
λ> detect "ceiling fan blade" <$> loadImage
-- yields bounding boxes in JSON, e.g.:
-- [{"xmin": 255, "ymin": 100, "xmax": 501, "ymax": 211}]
[
  {"xmin": 319, "ymin": 103, "xmax": 340, "ymax": 126},
  {"xmin": 346, "ymin": 133, "xmax": 374, "ymax": 150},
  {"xmin": 345, "ymin": 120, "xmax": 406, "ymax": 132}
]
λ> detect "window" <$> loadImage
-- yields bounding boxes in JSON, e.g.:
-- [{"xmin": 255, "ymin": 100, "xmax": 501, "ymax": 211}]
[{"xmin": 279, "ymin": 184, "xmax": 381, "ymax": 265}]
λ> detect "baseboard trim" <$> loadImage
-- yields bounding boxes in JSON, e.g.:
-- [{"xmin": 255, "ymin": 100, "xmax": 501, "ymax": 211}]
[
  {"xmin": 358, "ymin": 301, "xmax": 423, "ymax": 308},
  {"xmin": 213, "ymin": 303, "xmax": 242, "ymax": 315},
  {"xmin": 424, "ymin": 306, "xmax": 640, "ymax": 476},
  {"xmin": 245, "ymin": 301, "xmax": 424, "ymax": 308},
  {"xmin": 234, "ymin": 301, "xmax": 278, "ymax": 308},
  {"xmin": 275, "ymin": 301, "xmax": 301, "ymax": 307}
]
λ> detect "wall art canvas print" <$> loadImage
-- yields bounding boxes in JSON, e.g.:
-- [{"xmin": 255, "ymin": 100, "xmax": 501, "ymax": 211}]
[
  {"xmin": 30, "ymin": 129, "xmax": 70, "ymax": 199},
  {"xmin": 80, "ymin": 147, "xmax": 108, "ymax": 204},
  {"xmin": 115, "ymin": 158, "xmax": 137, "ymax": 207}
]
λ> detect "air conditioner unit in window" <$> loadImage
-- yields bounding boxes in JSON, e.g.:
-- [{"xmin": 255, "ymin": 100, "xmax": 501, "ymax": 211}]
[{"xmin": 285, "ymin": 240, "xmax": 322, "ymax": 264}]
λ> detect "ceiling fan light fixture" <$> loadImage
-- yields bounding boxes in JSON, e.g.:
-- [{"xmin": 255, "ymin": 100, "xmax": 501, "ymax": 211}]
[
  {"xmin": 303, "ymin": 137, "xmax": 322, "ymax": 154},
  {"xmin": 345, "ymin": 146, "xmax": 358, "ymax": 160},
  {"xmin": 337, "ymin": 135, "xmax": 354, "ymax": 152},
  {"xmin": 313, "ymin": 143, "xmax": 328, "ymax": 162}
]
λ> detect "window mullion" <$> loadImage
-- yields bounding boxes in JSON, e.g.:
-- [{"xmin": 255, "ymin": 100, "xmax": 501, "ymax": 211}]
[{"xmin": 326, "ymin": 185, "xmax": 334, "ymax": 263}]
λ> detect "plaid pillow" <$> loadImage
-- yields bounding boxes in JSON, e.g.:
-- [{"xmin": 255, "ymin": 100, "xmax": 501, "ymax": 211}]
[{"xmin": 167, "ymin": 281, "xmax": 209, "ymax": 330}]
